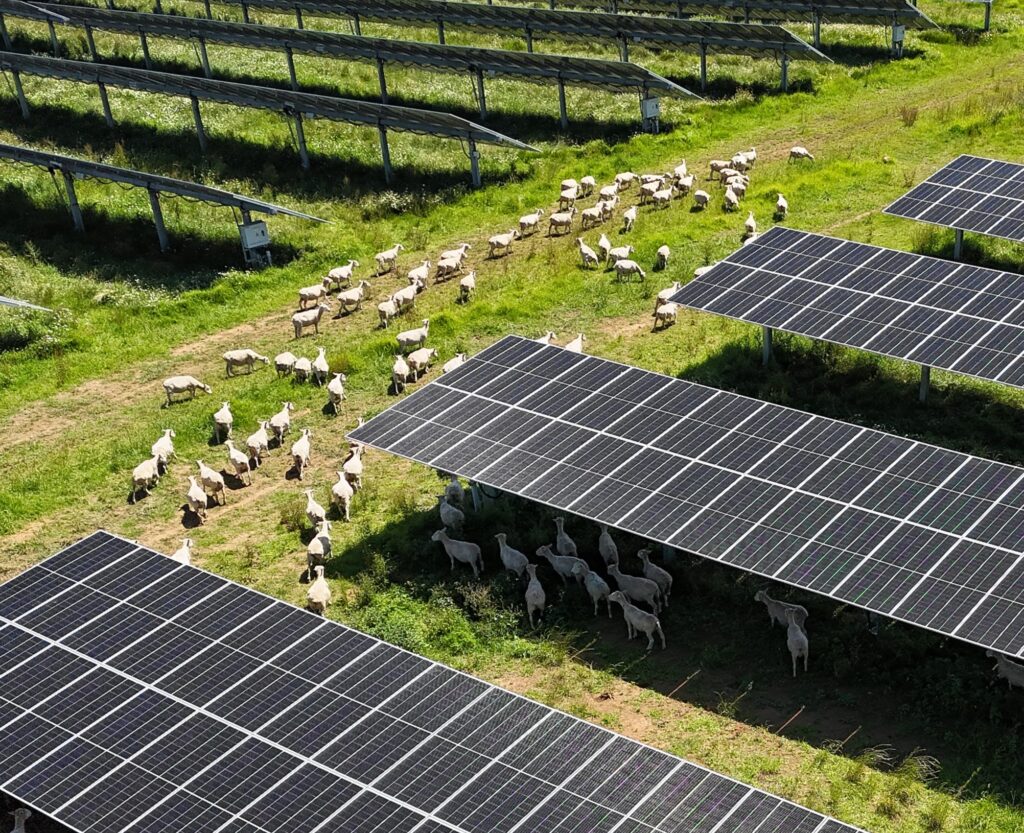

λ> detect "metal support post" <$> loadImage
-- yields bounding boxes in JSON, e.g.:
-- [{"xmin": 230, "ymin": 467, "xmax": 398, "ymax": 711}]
[
  {"xmin": 557, "ymin": 79, "xmax": 568, "ymax": 129},
  {"xmin": 954, "ymin": 228, "xmax": 964, "ymax": 260},
  {"xmin": 105, "ymin": 0, "xmax": 113, "ymax": 8},
  {"xmin": 984, "ymin": 1, "xmax": 991, "ymax": 31},
  {"xmin": 475, "ymin": 68, "xmax": 486, "ymax": 120},
  {"xmin": 919, "ymin": 365, "xmax": 930, "ymax": 403},
  {"xmin": 285, "ymin": 46, "xmax": 298, "ymax": 90},
  {"xmin": 11, "ymin": 70, "xmax": 29, "ymax": 120},
  {"xmin": 376, "ymin": 57, "xmax": 388, "ymax": 103},
  {"xmin": 240, "ymin": 1, "xmax": 250, "ymax": 23},
  {"xmin": 294, "ymin": 113, "xmax": 310, "ymax": 170},
  {"xmin": 198, "ymin": 37, "xmax": 211, "ymax": 77},
  {"xmin": 0, "ymin": 15, "xmax": 10, "ymax": 51},
  {"xmin": 699, "ymin": 43, "xmax": 707, "ymax": 92},
  {"xmin": 352, "ymin": 13, "xmax": 361, "ymax": 34},
  {"xmin": 191, "ymin": 95, "xmax": 207, "ymax": 152},
  {"xmin": 140, "ymin": 32, "xmax": 152, "ymax": 69},
  {"xmin": 48, "ymin": 20, "xmax": 59, "ymax": 56},
  {"xmin": 619, "ymin": 36, "xmax": 629, "ymax": 62},
  {"xmin": 468, "ymin": 139, "xmax": 481, "ymax": 188},
  {"xmin": 204, "ymin": 0, "xmax": 212, "ymax": 17},
  {"xmin": 295, "ymin": 6, "xmax": 303, "ymax": 28},
  {"xmin": 61, "ymin": 171, "xmax": 85, "ymax": 232},
  {"xmin": 524, "ymin": 27, "xmax": 533, "ymax": 51},
  {"xmin": 97, "ymin": 82, "xmax": 114, "ymax": 126},
  {"xmin": 148, "ymin": 190, "xmax": 170, "ymax": 252},
  {"xmin": 762, "ymin": 326, "xmax": 773, "ymax": 365},
  {"xmin": 437, "ymin": 19, "xmax": 445, "ymax": 43},
  {"xmin": 812, "ymin": 11, "xmax": 821, "ymax": 48},
  {"xmin": 155, "ymin": 0, "xmax": 163, "ymax": 12},
  {"xmin": 780, "ymin": 53, "xmax": 789, "ymax": 92},
  {"xmin": 378, "ymin": 126, "xmax": 393, "ymax": 185},
  {"xmin": 85, "ymin": 25, "xmax": 98, "ymax": 59}
]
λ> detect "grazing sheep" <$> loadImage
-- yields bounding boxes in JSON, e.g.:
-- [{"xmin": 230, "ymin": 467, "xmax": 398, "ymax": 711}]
[
  {"xmin": 622, "ymin": 206, "xmax": 637, "ymax": 232},
  {"xmin": 274, "ymin": 351, "xmax": 298, "ymax": 376},
  {"xmin": 326, "ymin": 259, "xmax": 359, "ymax": 290},
  {"xmin": 445, "ymin": 474, "xmax": 465, "ymax": 506},
  {"xmin": 614, "ymin": 259, "xmax": 646, "ymax": 282},
  {"xmin": 304, "ymin": 488, "xmax": 327, "ymax": 527},
  {"xmin": 693, "ymin": 190, "xmax": 710, "ymax": 209},
  {"xmin": 290, "ymin": 428, "xmax": 313, "ymax": 480},
  {"xmin": 789, "ymin": 145, "xmax": 814, "ymax": 161},
  {"xmin": 223, "ymin": 348, "xmax": 269, "ymax": 376},
  {"xmin": 408, "ymin": 347, "xmax": 438, "ymax": 378},
  {"xmin": 163, "ymin": 375, "xmax": 211, "ymax": 406},
  {"xmin": 608, "ymin": 564, "xmax": 661, "ymax": 613},
  {"xmin": 378, "ymin": 297, "xmax": 400, "ymax": 328},
  {"xmin": 637, "ymin": 548, "xmax": 673, "ymax": 605},
  {"xmin": 246, "ymin": 420, "xmax": 271, "ymax": 467},
  {"xmin": 607, "ymin": 244, "xmax": 634, "ymax": 264},
  {"xmin": 213, "ymin": 401, "xmax": 233, "ymax": 443},
  {"xmin": 185, "ymin": 475, "xmax": 208, "ymax": 523},
  {"xmin": 396, "ymin": 319, "xmax": 430, "ymax": 351},
  {"xmin": 327, "ymin": 372, "xmax": 346, "ymax": 414},
  {"xmin": 269, "ymin": 402, "xmax": 295, "ymax": 445},
  {"xmin": 407, "ymin": 260, "xmax": 431, "ymax": 286},
  {"xmin": 224, "ymin": 439, "xmax": 252, "ymax": 485},
  {"xmin": 724, "ymin": 187, "xmax": 740, "ymax": 212},
  {"xmin": 292, "ymin": 302, "xmax": 331, "ymax": 338},
  {"xmin": 572, "ymin": 562, "xmax": 611, "ymax": 617},
  {"xmin": 392, "ymin": 354, "xmax": 412, "ymax": 393},
  {"xmin": 311, "ymin": 346, "xmax": 330, "ymax": 386},
  {"xmin": 579, "ymin": 175, "xmax": 596, "ymax": 196},
  {"xmin": 608, "ymin": 591, "xmax": 665, "ymax": 650},
  {"xmin": 787, "ymin": 608, "xmax": 809, "ymax": 677},
  {"xmin": 435, "ymin": 257, "xmax": 463, "ymax": 281},
  {"xmin": 519, "ymin": 209, "xmax": 545, "ymax": 235},
  {"xmin": 564, "ymin": 333, "xmax": 586, "ymax": 353},
  {"xmin": 307, "ymin": 564, "xmax": 332, "ymax": 615},
  {"xmin": 488, "ymin": 229, "xmax": 519, "ymax": 257},
  {"xmin": 754, "ymin": 589, "xmax": 808, "ymax": 632},
  {"xmin": 459, "ymin": 272, "xmax": 476, "ymax": 304},
  {"xmin": 331, "ymin": 470, "xmax": 354, "ymax": 521},
  {"xmin": 431, "ymin": 529, "xmax": 483, "ymax": 578},
  {"xmin": 597, "ymin": 233, "xmax": 612, "ymax": 262},
  {"xmin": 306, "ymin": 519, "xmax": 332, "ymax": 579},
  {"xmin": 656, "ymin": 282, "xmax": 683, "ymax": 308},
  {"xmin": 656, "ymin": 245, "xmax": 670, "ymax": 270},
  {"xmin": 652, "ymin": 302, "xmax": 680, "ymax": 331},
  {"xmin": 537, "ymin": 544, "xmax": 586, "ymax": 586},
  {"xmin": 494, "ymin": 533, "xmax": 528, "ymax": 578},
  {"xmin": 293, "ymin": 356, "xmax": 313, "ymax": 383},
  {"xmin": 298, "ymin": 279, "xmax": 331, "ymax": 310},
  {"xmin": 598, "ymin": 523, "xmax": 619, "ymax": 567},
  {"xmin": 986, "ymin": 650, "xmax": 1024, "ymax": 690},
  {"xmin": 577, "ymin": 238, "xmax": 600, "ymax": 269},
  {"xmin": 548, "ymin": 208, "xmax": 576, "ymax": 236},
  {"xmin": 599, "ymin": 183, "xmax": 619, "ymax": 201},
  {"xmin": 744, "ymin": 211, "xmax": 757, "ymax": 238},
  {"xmin": 170, "ymin": 538, "xmax": 193, "ymax": 565},
  {"xmin": 438, "ymin": 495, "xmax": 464, "ymax": 532},
  {"xmin": 196, "ymin": 459, "xmax": 225, "ymax": 505},
  {"xmin": 525, "ymin": 563, "xmax": 545, "ymax": 627},
  {"xmin": 580, "ymin": 205, "xmax": 604, "ymax": 229},
  {"xmin": 130, "ymin": 454, "xmax": 161, "ymax": 503},
  {"xmin": 374, "ymin": 243, "xmax": 405, "ymax": 275},
  {"xmin": 776, "ymin": 193, "xmax": 789, "ymax": 218},
  {"xmin": 338, "ymin": 281, "xmax": 371, "ymax": 315},
  {"xmin": 558, "ymin": 186, "xmax": 578, "ymax": 210},
  {"xmin": 614, "ymin": 171, "xmax": 638, "ymax": 189},
  {"xmin": 151, "ymin": 428, "xmax": 177, "ymax": 467},
  {"xmin": 534, "ymin": 331, "xmax": 557, "ymax": 345},
  {"xmin": 342, "ymin": 444, "xmax": 365, "ymax": 489}
]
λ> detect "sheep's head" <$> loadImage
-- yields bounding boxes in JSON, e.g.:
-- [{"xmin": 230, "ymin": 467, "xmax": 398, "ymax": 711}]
[
  {"xmin": 638, "ymin": 548, "xmax": 651, "ymax": 561},
  {"xmin": 607, "ymin": 590, "xmax": 625, "ymax": 604},
  {"xmin": 526, "ymin": 563, "xmax": 537, "ymax": 577},
  {"xmin": 571, "ymin": 562, "xmax": 588, "ymax": 577},
  {"xmin": 495, "ymin": 533, "xmax": 506, "ymax": 542},
  {"xmin": 202, "ymin": 384, "xmax": 212, "ymax": 393},
  {"xmin": 430, "ymin": 530, "xmax": 446, "ymax": 542}
]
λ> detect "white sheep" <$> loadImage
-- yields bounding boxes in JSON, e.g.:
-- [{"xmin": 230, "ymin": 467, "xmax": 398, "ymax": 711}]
[
  {"xmin": 607, "ymin": 244, "xmax": 633, "ymax": 263},
  {"xmin": 599, "ymin": 183, "xmax": 619, "ymax": 201},
  {"xmin": 675, "ymin": 173, "xmax": 695, "ymax": 194},
  {"xmin": 724, "ymin": 187, "xmax": 740, "ymax": 212},
  {"xmin": 304, "ymin": 487, "xmax": 327, "ymax": 527},
  {"xmin": 246, "ymin": 420, "xmax": 271, "ymax": 467},
  {"xmin": 708, "ymin": 159, "xmax": 730, "ymax": 177},
  {"xmin": 789, "ymin": 145, "xmax": 814, "ymax": 161},
  {"xmin": 693, "ymin": 190, "xmax": 710, "ymax": 209},
  {"xmin": 718, "ymin": 167, "xmax": 740, "ymax": 185},
  {"xmin": 458, "ymin": 272, "xmax": 476, "ymax": 304},
  {"xmin": 608, "ymin": 591, "xmax": 665, "ymax": 650},
  {"xmin": 338, "ymin": 280, "xmax": 371, "ymax": 314},
  {"xmin": 652, "ymin": 186, "xmax": 675, "ymax": 208},
  {"xmin": 196, "ymin": 459, "xmax": 225, "ymax": 505},
  {"xmin": 396, "ymin": 319, "xmax": 430, "ymax": 351},
  {"xmin": 754, "ymin": 589, "xmax": 808, "ymax": 632},
  {"xmin": 327, "ymin": 372, "xmax": 346, "ymax": 414},
  {"xmin": 579, "ymin": 175, "xmax": 596, "ymax": 196},
  {"xmin": 274, "ymin": 351, "xmax": 297, "ymax": 376},
  {"xmin": 534, "ymin": 331, "xmax": 557, "ymax": 345},
  {"xmin": 622, "ymin": 206, "xmax": 637, "ymax": 232},
  {"xmin": 408, "ymin": 347, "xmax": 438, "ymax": 378},
  {"xmin": 162, "ymin": 375, "xmax": 211, "ymax": 406},
  {"xmin": 223, "ymin": 348, "xmax": 269, "ymax": 376},
  {"xmin": 637, "ymin": 548, "xmax": 673, "ymax": 605},
  {"xmin": 986, "ymin": 650, "xmax": 1024, "ymax": 690},
  {"xmin": 438, "ymin": 494, "xmax": 464, "ymax": 532},
  {"xmin": 293, "ymin": 356, "xmax": 313, "ymax": 383},
  {"xmin": 292, "ymin": 302, "xmax": 331, "ymax": 338},
  {"xmin": 224, "ymin": 439, "xmax": 252, "ymax": 485},
  {"xmin": 374, "ymin": 243, "xmax": 405, "ymax": 274},
  {"xmin": 408, "ymin": 259, "xmax": 431, "ymax": 285},
  {"xmin": 392, "ymin": 354, "xmax": 412, "ymax": 393},
  {"xmin": 445, "ymin": 474, "xmax": 465, "ymax": 506},
  {"xmin": 656, "ymin": 282, "xmax": 683, "ymax": 308},
  {"xmin": 598, "ymin": 523, "xmax": 618, "ymax": 567},
  {"xmin": 730, "ymin": 153, "xmax": 750, "ymax": 172},
  {"xmin": 572, "ymin": 562, "xmax": 611, "ymax": 617},
  {"xmin": 342, "ymin": 443, "xmax": 364, "ymax": 489},
  {"xmin": 488, "ymin": 229, "xmax": 519, "ymax": 257},
  {"xmin": 727, "ymin": 178, "xmax": 748, "ymax": 198},
  {"xmin": 439, "ymin": 242, "xmax": 471, "ymax": 262},
  {"xmin": 558, "ymin": 186, "xmax": 578, "ymax": 210},
  {"xmin": 614, "ymin": 259, "xmax": 646, "ymax": 282},
  {"xmin": 291, "ymin": 428, "xmax": 313, "ymax": 480},
  {"xmin": 694, "ymin": 263, "xmax": 716, "ymax": 278},
  {"xmin": 431, "ymin": 529, "xmax": 483, "ymax": 577},
  {"xmin": 151, "ymin": 428, "xmax": 177, "ymax": 467},
  {"xmin": 309, "ymin": 346, "xmax": 329, "ymax": 386},
  {"xmin": 9, "ymin": 809, "xmax": 31, "ymax": 833},
  {"xmin": 744, "ymin": 212, "xmax": 757, "ymax": 238},
  {"xmin": 213, "ymin": 401, "xmax": 233, "ymax": 443},
  {"xmin": 597, "ymin": 233, "xmax": 612, "ymax": 261},
  {"xmin": 130, "ymin": 454, "xmax": 161, "ymax": 503},
  {"xmin": 525, "ymin": 563, "xmax": 545, "ymax": 627},
  {"xmin": 656, "ymin": 245, "xmax": 670, "ymax": 270},
  {"xmin": 652, "ymin": 302, "xmax": 679, "ymax": 331},
  {"xmin": 435, "ymin": 257, "xmax": 463, "ymax": 281},
  {"xmin": 269, "ymin": 402, "xmax": 295, "ymax": 445},
  {"xmin": 598, "ymin": 195, "xmax": 618, "ymax": 219},
  {"xmin": 307, "ymin": 564, "xmax": 332, "ymax": 615},
  {"xmin": 614, "ymin": 171, "xmax": 638, "ymax": 189},
  {"xmin": 518, "ymin": 209, "xmax": 545, "ymax": 235},
  {"xmin": 787, "ymin": 608, "xmax": 809, "ymax": 677},
  {"xmin": 537, "ymin": 544, "xmax": 586, "ymax": 586},
  {"xmin": 580, "ymin": 205, "xmax": 604, "ymax": 229},
  {"xmin": 577, "ymin": 238, "xmax": 600, "ymax": 269},
  {"xmin": 494, "ymin": 533, "xmax": 528, "ymax": 577},
  {"xmin": 185, "ymin": 475, "xmax": 208, "ymax": 522},
  {"xmin": 298, "ymin": 279, "xmax": 331, "ymax": 310},
  {"xmin": 640, "ymin": 172, "xmax": 668, "ymax": 185},
  {"xmin": 639, "ymin": 181, "xmax": 660, "ymax": 205},
  {"xmin": 564, "ymin": 333, "xmax": 586, "ymax": 353},
  {"xmin": 547, "ymin": 208, "xmax": 576, "ymax": 236},
  {"xmin": 326, "ymin": 259, "xmax": 359, "ymax": 290},
  {"xmin": 306, "ymin": 519, "xmax": 332, "ymax": 578},
  {"xmin": 392, "ymin": 280, "xmax": 422, "ymax": 313},
  {"xmin": 744, "ymin": 146, "xmax": 758, "ymax": 165},
  {"xmin": 608, "ymin": 564, "xmax": 661, "ymax": 613},
  {"xmin": 378, "ymin": 297, "xmax": 400, "ymax": 328},
  {"xmin": 170, "ymin": 538, "xmax": 193, "ymax": 565},
  {"xmin": 559, "ymin": 177, "xmax": 578, "ymax": 191},
  {"xmin": 331, "ymin": 470, "xmax": 354, "ymax": 521},
  {"xmin": 672, "ymin": 160, "xmax": 687, "ymax": 178},
  {"xmin": 776, "ymin": 193, "xmax": 789, "ymax": 218}
]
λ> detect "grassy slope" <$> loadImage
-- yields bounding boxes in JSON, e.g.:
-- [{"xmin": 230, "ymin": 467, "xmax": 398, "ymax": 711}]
[{"xmin": 2, "ymin": 2, "xmax": 1024, "ymax": 831}]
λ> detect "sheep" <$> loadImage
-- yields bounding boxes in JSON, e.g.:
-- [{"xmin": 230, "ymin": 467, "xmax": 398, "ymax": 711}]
[
  {"xmin": 435, "ymin": 257, "xmax": 463, "ymax": 281},
  {"xmin": 196, "ymin": 459, "xmax": 225, "ymax": 505},
  {"xmin": 407, "ymin": 347, "xmax": 438, "ymax": 377},
  {"xmin": 597, "ymin": 233, "xmax": 612, "ymax": 262},
  {"xmin": 494, "ymin": 533, "xmax": 528, "ymax": 577},
  {"xmin": 327, "ymin": 372, "xmax": 346, "ymax": 414},
  {"xmin": 727, "ymin": 178, "xmax": 748, "ymax": 198},
  {"xmin": 607, "ymin": 244, "xmax": 634, "ymax": 264},
  {"xmin": 986, "ymin": 650, "xmax": 1024, "ymax": 690},
  {"xmin": 438, "ymin": 494, "xmax": 464, "ymax": 532},
  {"xmin": 637, "ymin": 548, "xmax": 673, "ymax": 605},
  {"xmin": 525, "ymin": 563, "xmax": 546, "ymax": 627},
  {"xmin": 547, "ymin": 208, "xmax": 576, "ymax": 236},
  {"xmin": 307, "ymin": 564, "xmax": 332, "ymax": 615},
  {"xmin": 744, "ymin": 211, "xmax": 757, "ymax": 238},
  {"xmin": 392, "ymin": 280, "xmax": 422, "ymax": 313},
  {"xmin": 730, "ymin": 153, "xmax": 750, "ymax": 172},
  {"xmin": 577, "ymin": 238, "xmax": 600, "ymax": 269},
  {"xmin": 459, "ymin": 272, "xmax": 476, "ymax": 304},
  {"xmin": 787, "ymin": 608, "xmax": 809, "ymax": 677},
  {"xmin": 488, "ymin": 229, "xmax": 519, "ymax": 257},
  {"xmin": 656, "ymin": 282, "xmax": 683, "ymax": 308},
  {"xmin": 608, "ymin": 564, "xmax": 661, "ymax": 613},
  {"xmin": 439, "ymin": 242, "xmax": 471, "ymax": 263},
  {"xmin": 408, "ymin": 259, "xmax": 431, "ymax": 285},
  {"xmin": 579, "ymin": 175, "xmax": 596, "ymax": 196},
  {"xmin": 306, "ymin": 519, "xmax": 332, "ymax": 578},
  {"xmin": 293, "ymin": 356, "xmax": 313, "ymax": 383},
  {"xmin": 130, "ymin": 454, "xmax": 161, "ymax": 503},
  {"xmin": 269, "ymin": 402, "xmax": 295, "ymax": 445},
  {"xmin": 614, "ymin": 171, "xmax": 639, "ymax": 189},
  {"xmin": 789, "ymin": 145, "xmax": 814, "ymax": 161},
  {"xmin": 775, "ymin": 193, "xmax": 789, "ymax": 218},
  {"xmin": 675, "ymin": 173, "xmax": 694, "ymax": 195},
  {"xmin": 709, "ymin": 159, "xmax": 730, "ymax": 177},
  {"xmin": 246, "ymin": 420, "xmax": 271, "ymax": 467},
  {"xmin": 718, "ymin": 167, "xmax": 741, "ymax": 185},
  {"xmin": 170, "ymin": 538, "xmax": 193, "ymax": 566},
  {"xmin": 558, "ymin": 187, "xmax": 578, "ymax": 210},
  {"xmin": 744, "ymin": 146, "xmax": 757, "ymax": 165},
  {"xmin": 326, "ymin": 259, "xmax": 359, "ymax": 290},
  {"xmin": 290, "ymin": 428, "xmax": 313, "ymax": 480},
  {"xmin": 598, "ymin": 195, "xmax": 618, "ymax": 219},
  {"xmin": 213, "ymin": 401, "xmax": 233, "ymax": 443},
  {"xmin": 564, "ymin": 333, "xmax": 586, "ymax": 354},
  {"xmin": 292, "ymin": 302, "xmax": 331, "ymax": 338},
  {"xmin": 151, "ymin": 428, "xmax": 177, "ymax": 467},
  {"xmin": 374, "ymin": 243, "xmax": 405, "ymax": 275},
  {"xmin": 580, "ymin": 205, "xmax": 604, "ymax": 229},
  {"xmin": 537, "ymin": 544, "xmax": 586, "ymax": 586},
  {"xmin": 652, "ymin": 302, "xmax": 679, "ymax": 331},
  {"xmin": 754, "ymin": 589, "xmax": 808, "ymax": 632},
  {"xmin": 534, "ymin": 331, "xmax": 557, "ymax": 345},
  {"xmin": 223, "ymin": 348, "xmax": 269, "ymax": 376},
  {"xmin": 224, "ymin": 439, "xmax": 252, "ymax": 485},
  {"xmin": 608, "ymin": 591, "xmax": 665, "ymax": 650},
  {"xmin": 572, "ymin": 562, "xmax": 611, "ymax": 617},
  {"xmin": 672, "ymin": 160, "xmax": 687, "ymax": 179},
  {"xmin": 655, "ymin": 245, "xmax": 670, "ymax": 270},
  {"xmin": 391, "ymin": 354, "xmax": 412, "ymax": 394},
  {"xmin": 378, "ymin": 297, "xmax": 400, "ymax": 328},
  {"xmin": 311, "ymin": 346, "xmax": 330, "ymax": 386},
  {"xmin": 342, "ymin": 444, "xmax": 364, "ymax": 489},
  {"xmin": 622, "ymin": 205, "xmax": 637, "ymax": 232},
  {"xmin": 445, "ymin": 474, "xmax": 465, "ymax": 506},
  {"xmin": 694, "ymin": 263, "xmax": 716, "ymax": 278},
  {"xmin": 274, "ymin": 351, "xmax": 297, "ymax": 376},
  {"xmin": 614, "ymin": 259, "xmax": 646, "ymax": 282},
  {"xmin": 185, "ymin": 475, "xmax": 208, "ymax": 523},
  {"xmin": 162, "ymin": 375, "xmax": 211, "ymax": 406},
  {"xmin": 304, "ymin": 488, "xmax": 327, "ymax": 527},
  {"xmin": 9, "ymin": 810, "xmax": 31, "ymax": 833},
  {"xmin": 431, "ymin": 529, "xmax": 483, "ymax": 578},
  {"xmin": 559, "ymin": 177, "xmax": 578, "ymax": 192},
  {"xmin": 724, "ymin": 187, "xmax": 740, "ymax": 212},
  {"xmin": 693, "ymin": 190, "xmax": 710, "ymax": 209},
  {"xmin": 397, "ymin": 319, "xmax": 430, "ymax": 352},
  {"xmin": 331, "ymin": 470, "xmax": 354, "ymax": 521},
  {"xmin": 640, "ymin": 172, "xmax": 668, "ymax": 185},
  {"xmin": 518, "ymin": 209, "xmax": 546, "ymax": 235},
  {"xmin": 338, "ymin": 281, "xmax": 371, "ymax": 315},
  {"xmin": 652, "ymin": 186, "xmax": 675, "ymax": 208},
  {"xmin": 298, "ymin": 279, "xmax": 331, "ymax": 310},
  {"xmin": 599, "ymin": 183, "xmax": 619, "ymax": 200},
  {"xmin": 639, "ymin": 181, "xmax": 660, "ymax": 205}
]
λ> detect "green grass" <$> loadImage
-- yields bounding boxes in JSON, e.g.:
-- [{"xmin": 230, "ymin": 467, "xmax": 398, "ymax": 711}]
[{"xmin": 3, "ymin": 2, "xmax": 1024, "ymax": 831}]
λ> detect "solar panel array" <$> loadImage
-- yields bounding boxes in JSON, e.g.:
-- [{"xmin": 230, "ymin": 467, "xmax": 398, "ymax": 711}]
[
  {"xmin": 669, "ymin": 226, "xmax": 1024, "ymax": 390},
  {"xmin": 350, "ymin": 335, "xmax": 1024, "ymax": 659},
  {"xmin": 0, "ymin": 531, "xmax": 861, "ymax": 833},
  {"xmin": 884, "ymin": 155, "xmax": 1024, "ymax": 244}
]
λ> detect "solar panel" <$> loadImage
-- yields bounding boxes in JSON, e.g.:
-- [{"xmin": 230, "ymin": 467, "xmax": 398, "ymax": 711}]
[
  {"xmin": 668, "ymin": 225, "xmax": 1024, "ymax": 391},
  {"xmin": 350, "ymin": 335, "xmax": 1024, "ymax": 659},
  {"xmin": 885, "ymin": 154, "xmax": 1024, "ymax": 245},
  {"xmin": 0, "ymin": 530, "xmax": 863, "ymax": 833},
  {"xmin": 0, "ymin": 295, "xmax": 51, "ymax": 311}
]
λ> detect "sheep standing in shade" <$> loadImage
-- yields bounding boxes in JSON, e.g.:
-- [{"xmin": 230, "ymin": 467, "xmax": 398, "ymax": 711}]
[
  {"xmin": 789, "ymin": 146, "xmax": 814, "ymax": 161},
  {"xmin": 572, "ymin": 562, "xmax": 611, "ymax": 617},
  {"xmin": 443, "ymin": 353, "xmax": 467, "ymax": 374},
  {"xmin": 292, "ymin": 302, "xmax": 331, "ymax": 338},
  {"xmin": 438, "ymin": 495, "xmax": 465, "ymax": 533},
  {"xmin": 291, "ymin": 428, "xmax": 313, "ymax": 480},
  {"xmin": 525, "ymin": 563, "xmax": 545, "ymax": 627},
  {"xmin": 787, "ymin": 608, "xmax": 809, "ymax": 677},
  {"xmin": 598, "ymin": 523, "xmax": 619, "ymax": 567},
  {"xmin": 311, "ymin": 347, "xmax": 330, "ymax": 386},
  {"xmin": 638, "ymin": 548, "xmax": 672, "ymax": 606},
  {"xmin": 754, "ymin": 589, "xmax": 808, "ymax": 632},
  {"xmin": 986, "ymin": 650, "xmax": 1024, "ymax": 690},
  {"xmin": 307, "ymin": 565, "xmax": 332, "ymax": 615},
  {"xmin": 196, "ymin": 459, "xmax": 225, "ymax": 505},
  {"xmin": 327, "ymin": 372, "xmax": 347, "ymax": 414},
  {"xmin": 213, "ymin": 401, "xmax": 233, "ymax": 443},
  {"xmin": 459, "ymin": 272, "xmax": 476, "ymax": 304},
  {"xmin": 10, "ymin": 809, "xmax": 31, "ymax": 833},
  {"xmin": 608, "ymin": 591, "xmax": 665, "ymax": 650},
  {"xmin": 374, "ymin": 243, "xmax": 405, "ymax": 275},
  {"xmin": 130, "ymin": 455, "xmax": 162, "ymax": 503},
  {"xmin": 170, "ymin": 538, "xmax": 193, "ymax": 565},
  {"xmin": 331, "ymin": 471, "xmax": 354, "ymax": 522},
  {"xmin": 151, "ymin": 428, "xmax": 177, "ymax": 468},
  {"xmin": 306, "ymin": 519, "xmax": 332, "ymax": 580},
  {"xmin": 224, "ymin": 440, "xmax": 252, "ymax": 486},
  {"xmin": 608, "ymin": 564, "xmax": 661, "ymax": 613},
  {"xmin": 246, "ymin": 421, "xmax": 271, "ymax": 468},
  {"xmin": 304, "ymin": 488, "xmax": 327, "ymax": 527},
  {"xmin": 537, "ymin": 545, "xmax": 587, "ymax": 586},
  {"xmin": 564, "ymin": 333, "xmax": 586, "ymax": 353},
  {"xmin": 445, "ymin": 475, "xmax": 465, "ymax": 506},
  {"xmin": 274, "ymin": 351, "xmax": 297, "ymax": 376},
  {"xmin": 185, "ymin": 475, "xmax": 208, "ymax": 523},
  {"xmin": 494, "ymin": 533, "xmax": 528, "ymax": 578},
  {"xmin": 775, "ymin": 193, "xmax": 789, "ymax": 218},
  {"xmin": 554, "ymin": 516, "xmax": 578, "ymax": 556},
  {"xmin": 326, "ymin": 259, "xmax": 359, "ymax": 290},
  {"xmin": 342, "ymin": 444, "xmax": 365, "ymax": 489},
  {"xmin": 431, "ymin": 529, "xmax": 483, "ymax": 577},
  {"xmin": 269, "ymin": 402, "xmax": 295, "ymax": 446},
  {"xmin": 163, "ymin": 375, "xmax": 211, "ymax": 406}
]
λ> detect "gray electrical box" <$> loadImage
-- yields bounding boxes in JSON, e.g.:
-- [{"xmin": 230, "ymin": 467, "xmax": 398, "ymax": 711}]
[
  {"xmin": 891, "ymin": 24, "xmax": 906, "ymax": 57},
  {"xmin": 239, "ymin": 220, "xmax": 272, "ymax": 268},
  {"xmin": 641, "ymin": 96, "xmax": 661, "ymax": 134}
]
